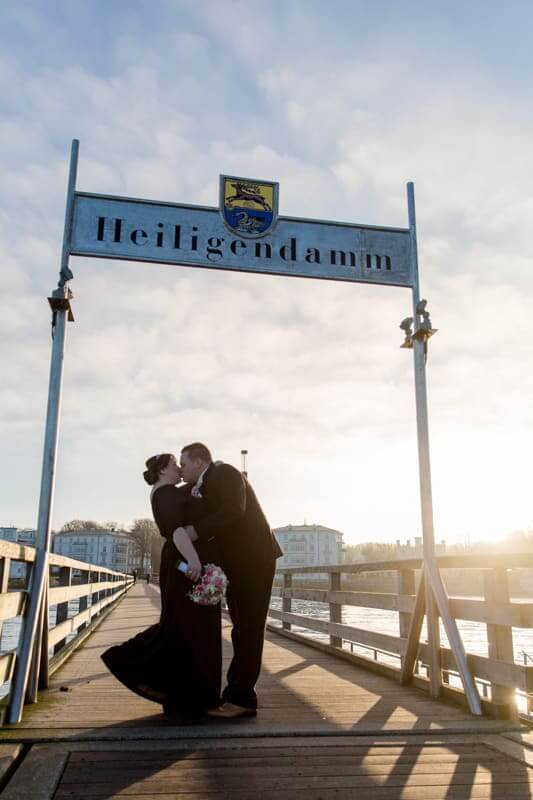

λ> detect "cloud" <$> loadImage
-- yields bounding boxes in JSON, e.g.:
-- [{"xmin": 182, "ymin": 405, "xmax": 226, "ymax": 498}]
[{"xmin": 1, "ymin": 1, "xmax": 532, "ymax": 544}]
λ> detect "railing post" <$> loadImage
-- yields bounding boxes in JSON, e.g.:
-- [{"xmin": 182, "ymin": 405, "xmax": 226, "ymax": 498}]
[
  {"xmin": 0, "ymin": 558, "xmax": 11, "ymax": 593},
  {"xmin": 30, "ymin": 584, "xmax": 49, "ymax": 697},
  {"xmin": 282, "ymin": 573, "xmax": 292, "ymax": 631},
  {"xmin": 398, "ymin": 568, "xmax": 415, "ymax": 669},
  {"xmin": 483, "ymin": 567, "xmax": 517, "ymax": 719},
  {"xmin": 78, "ymin": 570, "xmax": 89, "ymax": 630},
  {"xmin": 91, "ymin": 571, "xmax": 98, "ymax": 608},
  {"xmin": 53, "ymin": 567, "xmax": 72, "ymax": 655},
  {"xmin": 400, "ymin": 572, "xmax": 426, "ymax": 685},
  {"xmin": 329, "ymin": 571, "xmax": 342, "ymax": 648},
  {"xmin": 398, "ymin": 568, "xmax": 416, "ymax": 639}
]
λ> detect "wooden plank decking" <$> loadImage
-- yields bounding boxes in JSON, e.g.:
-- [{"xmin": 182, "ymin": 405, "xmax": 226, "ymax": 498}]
[{"xmin": 1, "ymin": 582, "xmax": 531, "ymax": 799}]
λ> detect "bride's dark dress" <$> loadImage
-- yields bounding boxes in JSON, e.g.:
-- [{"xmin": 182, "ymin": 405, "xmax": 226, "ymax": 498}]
[{"xmin": 101, "ymin": 484, "xmax": 221, "ymax": 715}]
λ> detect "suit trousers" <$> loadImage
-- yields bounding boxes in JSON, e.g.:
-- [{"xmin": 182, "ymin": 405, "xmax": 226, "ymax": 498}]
[{"xmin": 222, "ymin": 556, "xmax": 276, "ymax": 709}]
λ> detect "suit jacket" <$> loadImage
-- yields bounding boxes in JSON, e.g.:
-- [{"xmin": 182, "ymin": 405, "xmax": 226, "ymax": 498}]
[{"xmin": 187, "ymin": 462, "xmax": 282, "ymax": 578}]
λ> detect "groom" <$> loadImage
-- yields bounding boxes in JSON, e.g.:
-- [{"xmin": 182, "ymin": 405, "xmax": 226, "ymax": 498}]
[{"xmin": 179, "ymin": 442, "xmax": 282, "ymax": 718}]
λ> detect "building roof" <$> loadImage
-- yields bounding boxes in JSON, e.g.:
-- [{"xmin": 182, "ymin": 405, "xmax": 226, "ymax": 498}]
[
  {"xmin": 53, "ymin": 529, "xmax": 134, "ymax": 540},
  {"xmin": 273, "ymin": 524, "xmax": 343, "ymax": 537}
]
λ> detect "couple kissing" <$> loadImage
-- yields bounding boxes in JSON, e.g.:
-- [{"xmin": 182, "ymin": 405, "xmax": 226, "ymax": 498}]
[{"xmin": 101, "ymin": 442, "xmax": 282, "ymax": 719}]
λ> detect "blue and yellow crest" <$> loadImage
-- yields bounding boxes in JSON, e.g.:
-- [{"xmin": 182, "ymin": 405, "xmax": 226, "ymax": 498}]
[{"xmin": 219, "ymin": 175, "xmax": 279, "ymax": 238}]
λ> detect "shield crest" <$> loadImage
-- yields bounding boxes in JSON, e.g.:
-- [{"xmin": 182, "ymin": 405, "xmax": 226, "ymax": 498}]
[{"xmin": 220, "ymin": 175, "xmax": 279, "ymax": 238}]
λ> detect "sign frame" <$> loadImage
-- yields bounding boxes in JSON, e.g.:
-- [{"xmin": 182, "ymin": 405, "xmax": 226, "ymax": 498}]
[{"xmin": 7, "ymin": 139, "xmax": 483, "ymax": 724}]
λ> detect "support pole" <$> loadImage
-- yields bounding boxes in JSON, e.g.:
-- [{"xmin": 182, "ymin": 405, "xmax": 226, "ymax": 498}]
[
  {"xmin": 407, "ymin": 182, "xmax": 442, "ymax": 700},
  {"xmin": 8, "ymin": 140, "xmax": 78, "ymax": 722},
  {"xmin": 407, "ymin": 182, "xmax": 481, "ymax": 715}
]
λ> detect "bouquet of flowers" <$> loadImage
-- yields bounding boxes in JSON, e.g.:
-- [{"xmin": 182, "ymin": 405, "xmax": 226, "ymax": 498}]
[{"xmin": 188, "ymin": 563, "xmax": 228, "ymax": 606}]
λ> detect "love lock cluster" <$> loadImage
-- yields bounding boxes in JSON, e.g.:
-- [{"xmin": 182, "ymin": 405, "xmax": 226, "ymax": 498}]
[{"xmin": 399, "ymin": 299, "xmax": 437, "ymax": 355}]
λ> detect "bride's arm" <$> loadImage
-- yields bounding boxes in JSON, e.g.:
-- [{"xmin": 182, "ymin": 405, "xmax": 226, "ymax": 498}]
[
  {"xmin": 172, "ymin": 527, "xmax": 202, "ymax": 581},
  {"xmin": 184, "ymin": 524, "xmax": 198, "ymax": 541}
]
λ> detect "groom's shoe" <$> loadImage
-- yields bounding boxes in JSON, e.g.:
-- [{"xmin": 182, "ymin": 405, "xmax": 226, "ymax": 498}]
[{"xmin": 207, "ymin": 702, "xmax": 257, "ymax": 719}]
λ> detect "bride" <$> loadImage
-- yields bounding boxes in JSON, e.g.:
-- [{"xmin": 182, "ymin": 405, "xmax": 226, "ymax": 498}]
[{"xmin": 101, "ymin": 453, "xmax": 221, "ymax": 717}]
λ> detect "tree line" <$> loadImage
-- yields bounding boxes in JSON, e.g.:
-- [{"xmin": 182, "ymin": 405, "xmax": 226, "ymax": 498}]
[{"xmin": 343, "ymin": 528, "xmax": 533, "ymax": 563}]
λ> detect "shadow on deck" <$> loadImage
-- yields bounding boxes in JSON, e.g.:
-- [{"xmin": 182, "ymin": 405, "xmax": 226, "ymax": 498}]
[{"xmin": 1, "ymin": 582, "xmax": 532, "ymax": 799}]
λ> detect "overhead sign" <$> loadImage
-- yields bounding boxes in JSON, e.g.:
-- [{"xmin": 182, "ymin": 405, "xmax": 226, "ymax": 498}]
[{"xmin": 69, "ymin": 177, "xmax": 414, "ymax": 288}]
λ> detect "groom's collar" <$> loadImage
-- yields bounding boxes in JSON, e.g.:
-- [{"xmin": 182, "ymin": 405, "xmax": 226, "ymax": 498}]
[
  {"xmin": 190, "ymin": 462, "xmax": 212, "ymax": 497},
  {"xmin": 197, "ymin": 463, "xmax": 210, "ymax": 484}
]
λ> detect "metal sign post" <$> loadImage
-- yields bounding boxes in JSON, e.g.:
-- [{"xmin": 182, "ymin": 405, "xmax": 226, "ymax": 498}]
[
  {"xmin": 8, "ymin": 141, "xmax": 78, "ymax": 723},
  {"xmin": 8, "ymin": 139, "xmax": 483, "ymax": 720},
  {"xmin": 406, "ymin": 182, "xmax": 442, "ymax": 699},
  {"xmin": 405, "ymin": 183, "xmax": 481, "ymax": 715}
]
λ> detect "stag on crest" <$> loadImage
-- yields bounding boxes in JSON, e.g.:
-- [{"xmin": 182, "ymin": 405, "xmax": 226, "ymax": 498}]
[{"xmin": 226, "ymin": 182, "xmax": 271, "ymax": 211}]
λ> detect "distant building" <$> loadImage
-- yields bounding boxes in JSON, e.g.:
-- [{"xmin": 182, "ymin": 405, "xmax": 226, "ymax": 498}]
[
  {"xmin": 0, "ymin": 527, "xmax": 20, "ymax": 543},
  {"xmin": 16, "ymin": 529, "xmax": 37, "ymax": 546},
  {"xmin": 0, "ymin": 527, "xmax": 37, "ymax": 580},
  {"xmin": 394, "ymin": 536, "xmax": 446, "ymax": 559},
  {"xmin": 273, "ymin": 524, "xmax": 344, "ymax": 570},
  {"xmin": 52, "ymin": 530, "xmax": 141, "ymax": 574},
  {"xmin": 0, "ymin": 527, "xmax": 37, "ymax": 545}
]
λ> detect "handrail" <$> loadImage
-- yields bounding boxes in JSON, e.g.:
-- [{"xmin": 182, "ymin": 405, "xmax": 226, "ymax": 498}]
[
  {"xmin": 0, "ymin": 539, "xmax": 135, "ymax": 573},
  {"xmin": 276, "ymin": 552, "xmax": 533, "ymax": 574},
  {"xmin": 0, "ymin": 541, "xmax": 134, "ymax": 723},
  {"xmin": 270, "ymin": 553, "xmax": 533, "ymax": 720}
]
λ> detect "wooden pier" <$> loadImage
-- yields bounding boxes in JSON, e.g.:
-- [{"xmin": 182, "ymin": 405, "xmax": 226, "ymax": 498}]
[{"xmin": 1, "ymin": 581, "xmax": 533, "ymax": 799}]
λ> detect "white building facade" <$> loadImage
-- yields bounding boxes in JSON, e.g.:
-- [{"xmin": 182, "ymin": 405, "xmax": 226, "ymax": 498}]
[
  {"xmin": 0, "ymin": 527, "xmax": 37, "ymax": 580},
  {"xmin": 0, "ymin": 527, "xmax": 36, "ymax": 545},
  {"xmin": 273, "ymin": 524, "xmax": 344, "ymax": 570},
  {"xmin": 0, "ymin": 527, "xmax": 18, "ymax": 543},
  {"xmin": 52, "ymin": 530, "xmax": 141, "ymax": 573}
]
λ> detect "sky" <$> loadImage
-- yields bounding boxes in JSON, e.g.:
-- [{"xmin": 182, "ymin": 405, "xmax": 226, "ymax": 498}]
[{"xmin": 2, "ymin": 0, "xmax": 533, "ymax": 546}]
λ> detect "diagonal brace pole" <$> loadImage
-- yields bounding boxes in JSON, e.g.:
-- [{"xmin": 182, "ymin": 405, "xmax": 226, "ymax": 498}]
[{"xmin": 425, "ymin": 557, "xmax": 482, "ymax": 715}]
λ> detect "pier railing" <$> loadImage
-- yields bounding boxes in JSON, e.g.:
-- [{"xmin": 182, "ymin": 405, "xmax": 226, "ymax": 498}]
[
  {"xmin": 0, "ymin": 540, "xmax": 134, "ymax": 722},
  {"xmin": 269, "ymin": 553, "xmax": 533, "ymax": 720}
]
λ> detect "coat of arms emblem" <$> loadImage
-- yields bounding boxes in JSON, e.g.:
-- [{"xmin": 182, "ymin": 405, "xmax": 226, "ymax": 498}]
[{"xmin": 220, "ymin": 175, "xmax": 279, "ymax": 238}]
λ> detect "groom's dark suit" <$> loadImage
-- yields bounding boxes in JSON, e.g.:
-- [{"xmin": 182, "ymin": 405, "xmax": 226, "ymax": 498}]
[{"xmin": 189, "ymin": 462, "xmax": 282, "ymax": 709}]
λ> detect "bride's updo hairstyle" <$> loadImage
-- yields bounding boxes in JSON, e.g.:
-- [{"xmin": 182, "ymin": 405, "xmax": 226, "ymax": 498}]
[{"xmin": 143, "ymin": 453, "xmax": 173, "ymax": 486}]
